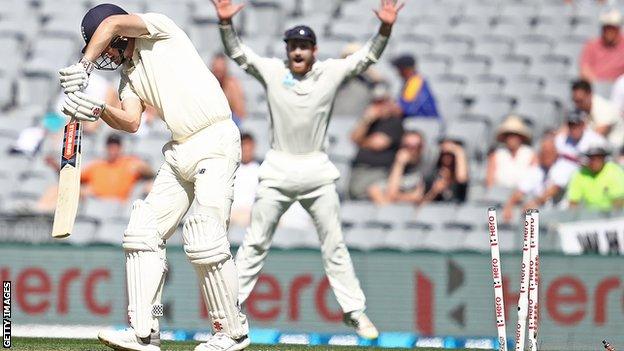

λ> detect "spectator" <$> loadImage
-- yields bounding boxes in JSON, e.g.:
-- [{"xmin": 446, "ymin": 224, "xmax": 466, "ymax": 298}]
[
  {"xmin": 552, "ymin": 110, "xmax": 609, "ymax": 193},
  {"xmin": 572, "ymin": 79, "xmax": 623, "ymax": 148},
  {"xmin": 486, "ymin": 115, "xmax": 536, "ymax": 189},
  {"xmin": 502, "ymin": 136, "xmax": 564, "ymax": 222},
  {"xmin": 36, "ymin": 134, "xmax": 153, "ymax": 212},
  {"xmin": 391, "ymin": 54, "xmax": 440, "ymax": 119},
  {"xmin": 230, "ymin": 132, "xmax": 260, "ymax": 226},
  {"xmin": 580, "ymin": 9, "xmax": 624, "ymax": 82},
  {"xmin": 348, "ymin": 83, "xmax": 404, "ymax": 200},
  {"xmin": 80, "ymin": 134, "xmax": 154, "ymax": 201},
  {"xmin": 567, "ymin": 145, "xmax": 624, "ymax": 211},
  {"xmin": 421, "ymin": 136, "xmax": 469, "ymax": 204},
  {"xmin": 333, "ymin": 42, "xmax": 384, "ymax": 117},
  {"xmin": 367, "ymin": 130, "xmax": 426, "ymax": 205},
  {"xmin": 210, "ymin": 52, "xmax": 246, "ymax": 123}
]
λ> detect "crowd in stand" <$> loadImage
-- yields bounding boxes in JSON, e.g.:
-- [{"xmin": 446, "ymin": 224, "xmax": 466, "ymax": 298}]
[{"xmin": 6, "ymin": 4, "xmax": 624, "ymax": 232}]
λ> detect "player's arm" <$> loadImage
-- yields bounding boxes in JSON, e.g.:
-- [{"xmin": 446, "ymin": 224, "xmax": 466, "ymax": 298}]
[
  {"xmin": 212, "ymin": 0, "xmax": 267, "ymax": 82},
  {"xmin": 341, "ymin": 0, "xmax": 403, "ymax": 76},
  {"xmin": 83, "ymin": 14, "xmax": 149, "ymax": 63},
  {"xmin": 100, "ymin": 97, "xmax": 144, "ymax": 133}
]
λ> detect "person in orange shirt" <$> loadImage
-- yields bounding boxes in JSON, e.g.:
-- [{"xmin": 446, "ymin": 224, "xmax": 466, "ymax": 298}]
[{"xmin": 81, "ymin": 134, "xmax": 154, "ymax": 201}]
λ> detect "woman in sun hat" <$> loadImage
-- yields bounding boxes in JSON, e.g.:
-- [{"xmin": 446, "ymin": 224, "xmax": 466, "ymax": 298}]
[{"xmin": 486, "ymin": 115, "xmax": 536, "ymax": 189}]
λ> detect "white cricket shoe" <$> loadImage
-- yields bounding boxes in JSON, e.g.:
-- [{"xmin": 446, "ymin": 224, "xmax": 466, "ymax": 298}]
[
  {"xmin": 98, "ymin": 328, "xmax": 161, "ymax": 351},
  {"xmin": 194, "ymin": 332, "xmax": 250, "ymax": 351},
  {"xmin": 344, "ymin": 311, "xmax": 379, "ymax": 340}
]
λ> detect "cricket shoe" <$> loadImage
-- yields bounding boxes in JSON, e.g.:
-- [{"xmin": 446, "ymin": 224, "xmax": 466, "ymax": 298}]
[
  {"xmin": 98, "ymin": 328, "xmax": 161, "ymax": 351},
  {"xmin": 194, "ymin": 332, "xmax": 250, "ymax": 351},
  {"xmin": 343, "ymin": 311, "xmax": 379, "ymax": 340}
]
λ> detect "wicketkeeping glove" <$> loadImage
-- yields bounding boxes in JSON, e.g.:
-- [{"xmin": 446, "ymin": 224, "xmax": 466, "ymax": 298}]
[
  {"xmin": 61, "ymin": 91, "xmax": 106, "ymax": 122},
  {"xmin": 59, "ymin": 58, "xmax": 95, "ymax": 93}
]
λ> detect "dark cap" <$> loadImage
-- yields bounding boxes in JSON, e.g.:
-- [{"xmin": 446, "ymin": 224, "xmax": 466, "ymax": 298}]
[
  {"xmin": 584, "ymin": 145, "xmax": 611, "ymax": 157},
  {"xmin": 81, "ymin": 3, "xmax": 128, "ymax": 52},
  {"xmin": 283, "ymin": 25, "xmax": 316, "ymax": 45},
  {"xmin": 566, "ymin": 109, "xmax": 588, "ymax": 124},
  {"xmin": 106, "ymin": 133, "xmax": 122, "ymax": 145},
  {"xmin": 391, "ymin": 54, "xmax": 416, "ymax": 69}
]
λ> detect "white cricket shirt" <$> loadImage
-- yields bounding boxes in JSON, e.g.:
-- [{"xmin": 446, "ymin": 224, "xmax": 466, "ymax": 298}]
[{"xmin": 119, "ymin": 13, "xmax": 232, "ymax": 141}]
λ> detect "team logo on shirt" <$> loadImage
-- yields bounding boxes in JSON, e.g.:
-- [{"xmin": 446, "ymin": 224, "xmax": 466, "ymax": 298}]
[{"xmin": 283, "ymin": 72, "xmax": 295, "ymax": 87}]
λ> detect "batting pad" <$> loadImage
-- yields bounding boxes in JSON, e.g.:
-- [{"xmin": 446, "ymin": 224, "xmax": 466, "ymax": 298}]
[
  {"xmin": 123, "ymin": 200, "xmax": 167, "ymax": 338},
  {"xmin": 183, "ymin": 214, "xmax": 248, "ymax": 339}
]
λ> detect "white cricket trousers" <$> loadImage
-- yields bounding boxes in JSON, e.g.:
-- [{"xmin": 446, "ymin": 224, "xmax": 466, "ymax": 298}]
[
  {"xmin": 235, "ymin": 150, "xmax": 366, "ymax": 314},
  {"xmin": 145, "ymin": 118, "xmax": 241, "ymax": 239}
]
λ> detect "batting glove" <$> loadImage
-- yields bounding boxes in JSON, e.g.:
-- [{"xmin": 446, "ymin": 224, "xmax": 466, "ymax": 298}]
[
  {"xmin": 61, "ymin": 91, "xmax": 106, "ymax": 122},
  {"xmin": 59, "ymin": 58, "xmax": 95, "ymax": 93}
]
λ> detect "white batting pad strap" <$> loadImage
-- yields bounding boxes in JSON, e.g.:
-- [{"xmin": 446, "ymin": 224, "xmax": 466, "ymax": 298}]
[
  {"xmin": 182, "ymin": 214, "xmax": 231, "ymax": 265},
  {"xmin": 126, "ymin": 248, "xmax": 167, "ymax": 338},
  {"xmin": 195, "ymin": 260, "xmax": 248, "ymax": 339},
  {"xmin": 123, "ymin": 200, "xmax": 162, "ymax": 251}
]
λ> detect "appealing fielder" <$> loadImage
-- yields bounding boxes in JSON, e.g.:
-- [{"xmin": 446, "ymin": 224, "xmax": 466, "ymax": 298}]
[
  {"xmin": 212, "ymin": 0, "xmax": 403, "ymax": 338},
  {"xmin": 58, "ymin": 3, "xmax": 249, "ymax": 351}
]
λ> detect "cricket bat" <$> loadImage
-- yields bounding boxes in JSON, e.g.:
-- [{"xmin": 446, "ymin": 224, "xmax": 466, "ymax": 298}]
[{"xmin": 51, "ymin": 119, "xmax": 83, "ymax": 238}]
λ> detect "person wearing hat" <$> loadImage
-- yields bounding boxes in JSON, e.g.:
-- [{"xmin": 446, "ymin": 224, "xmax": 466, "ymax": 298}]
[
  {"xmin": 580, "ymin": 9, "xmax": 624, "ymax": 82},
  {"xmin": 486, "ymin": 115, "xmax": 536, "ymax": 189},
  {"xmin": 57, "ymin": 3, "xmax": 252, "ymax": 351},
  {"xmin": 391, "ymin": 53, "xmax": 440, "ymax": 119},
  {"xmin": 349, "ymin": 82, "xmax": 404, "ymax": 200},
  {"xmin": 212, "ymin": 0, "xmax": 404, "ymax": 339},
  {"xmin": 567, "ymin": 143, "xmax": 624, "ymax": 211}
]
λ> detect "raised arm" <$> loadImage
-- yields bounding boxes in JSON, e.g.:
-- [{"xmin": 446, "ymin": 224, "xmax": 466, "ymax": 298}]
[
  {"xmin": 341, "ymin": 0, "xmax": 403, "ymax": 76},
  {"xmin": 212, "ymin": 0, "xmax": 266, "ymax": 82}
]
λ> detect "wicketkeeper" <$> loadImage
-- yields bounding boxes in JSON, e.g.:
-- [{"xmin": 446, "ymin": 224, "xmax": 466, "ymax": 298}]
[
  {"xmin": 211, "ymin": 0, "xmax": 403, "ymax": 339},
  {"xmin": 58, "ymin": 3, "xmax": 250, "ymax": 351}
]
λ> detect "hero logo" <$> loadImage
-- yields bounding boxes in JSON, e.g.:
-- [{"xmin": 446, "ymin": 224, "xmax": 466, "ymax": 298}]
[
  {"xmin": 495, "ymin": 296, "xmax": 504, "ymax": 326},
  {"xmin": 491, "ymin": 258, "xmax": 501, "ymax": 282}
]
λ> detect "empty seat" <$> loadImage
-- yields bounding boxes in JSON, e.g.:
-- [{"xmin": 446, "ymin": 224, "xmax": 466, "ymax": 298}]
[
  {"xmin": 272, "ymin": 227, "xmax": 319, "ymax": 249},
  {"xmin": 465, "ymin": 74, "xmax": 505, "ymax": 98},
  {"xmin": 449, "ymin": 17, "xmax": 491, "ymax": 38},
  {"xmin": 514, "ymin": 95, "xmax": 563, "ymax": 134},
  {"xmin": 445, "ymin": 118, "xmax": 490, "ymax": 160},
  {"xmin": 504, "ymin": 75, "xmax": 544, "ymax": 99},
  {"xmin": 490, "ymin": 55, "xmax": 530, "ymax": 77},
  {"xmin": 422, "ymin": 226, "xmax": 469, "ymax": 251},
  {"xmin": 245, "ymin": 2, "xmax": 285, "ymax": 38},
  {"xmin": 469, "ymin": 94, "xmax": 514, "ymax": 126},
  {"xmin": 83, "ymin": 198, "xmax": 129, "ymax": 222},
  {"xmin": 514, "ymin": 35, "xmax": 554, "ymax": 60},
  {"xmin": 413, "ymin": 203, "xmax": 457, "ymax": 227},
  {"xmin": 432, "ymin": 35, "xmax": 473, "ymax": 57},
  {"xmin": 451, "ymin": 54, "xmax": 491, "ymax": 79},
  {"xmin": 344, "ymin": 227, "xmax": 388, "ymax": 251},
  {"xmin": 429, "ymin": 73, "xmax": 466, "ymax": 99},
  {"xmin": 491, "ymin": 17, "xmax": 533, "ymax": 37},
  {"xmin": 403, "ymin": 119, "xmax": 442, "ymax": 145},
  {"xmin": 0, "ymin": 75, "xmax": 13, "ymax": 109},
  {"xmin": 341, "ymin": 201, "xmax": 377, "ymax": 228},
  {"xmin": 530, "ymin": 54, "xmax": 572, "ymax": 77},
  {"xmin": 327, "ymin": 117, "xmax": 359, "ymax": 162},
  {"xmin": 473, "ymin": 35, "xmax": 514, "ymax": 60},
  {"xmin": 418, "ymin": 53, "xmax": 451, "ymax": 76},
  {"xmin": 371, "ymin": 204, "xmax": 418, "ymax": 227},
  {"xmin": 384, "ymin": 227, "xmax": 430, "ymax": 251},
  {"xmin": 16, "ymin": 72, "xmax": 57, "ymax": 110}
]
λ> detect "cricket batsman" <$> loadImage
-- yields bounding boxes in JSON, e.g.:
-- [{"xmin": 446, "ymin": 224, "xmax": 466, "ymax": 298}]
[
  {"xmin": 58, "ymin": 3, "xmax": 249, "ymax": 350},
  {"xmin": 211, "ymin": 0, "xmax": 403, "ymax": 338}
]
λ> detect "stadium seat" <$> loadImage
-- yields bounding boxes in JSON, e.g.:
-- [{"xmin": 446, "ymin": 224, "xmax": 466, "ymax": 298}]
[
  {"xmin": 429, "ymin": 73, "xmax": 466, "ymax": 99},
  {"xmin": 344, "ymin": 227, "xmax": 388, "ymax": 251},
  {"xmin": 239, "ymin": 117, "xmax": 271, "ymax": 160},
  {"xmin": 451, "ymin": 54, "xmax": 491, "ymax": 80},
  {"xmin": 272, "ymin": 227, "xmax": 319, "ymax": 249},
  {"xmin": 422, "ymin": 225, "xmax": 469, "ymax": 252},
  {"xmin": 403, "ymin": 119, "xmax": 443, "ymax": 148},
  {"xmin": 491, "ymin": 16, "xmax": 534, "ymax": 37},
  {"xmin": 383, "ymin": 227, "xmax": 430, "ymax": 251},
  {"xmin": 465, "ymin": 74, "xmax": 506, "ymax": 98},
  {"xmin": 94, "ymin": 217, "xmax": 128, "ymax": 244},
  {"xmin": 472, "ymin": 35, "xmax": 514, "ymax": 60},
  {"xmin": 327, "ymin": 116, "xmax": 359, "ymax": 162},
  {"xmin": 490, "ymin": 55, "xmax": 530, "ymax": 77},
  {"xmin": 503, "ymin": 75, "xmax": 544, "ymax": 100},
  {"xmin": 245, "ymin": 1, "xmax": 285, "ymax": 39},
  {"xmin": 83, "ymin": 198, "xmax": 129, "ymax": 222},
  {"xmin": 146, "ymin": 0, "xmax": 192, "ymax": 30},
  {"xmin": 189, "ymin": 21, "xmax": 223, "ymax": 54},
  {"xmin": 418, "ymin": 53, "xmax": 451, "ymax": 77},
  {"xmin": 514, "ymin": 34, "xmax": 554, "ymax": 61},
  {"xmin": 445, "ymin": 118, "xmax": 490, "ymax": 160},
  {"xmin": 433, "ymin": 34, "xmax": 473, "ymax": 58},
  {"xmin": 450, "ymin": 17, "xmax": 492, "ymax": 39},
  {"xmin": 530, "ymin": 54, "xmax": 572, "ymax": 77},
  {"xmin": 469, "ymin": 94, "xmax": 514, "ymax": 126},
  {"xmin": 369, "ymin": 204, "xmax": 417, "ymax": 228},
  {"xmin": 16, "ymin": 72, "xmax": 57, "ymax": 111},
  {"xmin": 340, "ymin": 201, "xmax": 377, "ymax": 229}
]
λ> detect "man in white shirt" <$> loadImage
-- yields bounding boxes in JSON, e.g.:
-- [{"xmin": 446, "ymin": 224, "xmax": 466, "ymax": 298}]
[
  {"xmin": 572, "ymin": 79, "xmax": 623, "ymax": 149},
  {"xmin": 58, "ymin": 4, "xmax": 249, "ymax": 351},
  {"xmin": 211, "ymin": 0, "xmax": 403, "ymax": 340},
  {"xmin": 553, "ymin": 110, "xmax": 608, "ymax": 190}
]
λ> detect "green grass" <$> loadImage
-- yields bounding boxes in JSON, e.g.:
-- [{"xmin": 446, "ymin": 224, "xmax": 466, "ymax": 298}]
[{"xmin": 9, "ymin": 338, "xmax": 479, "ymax": 351}]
